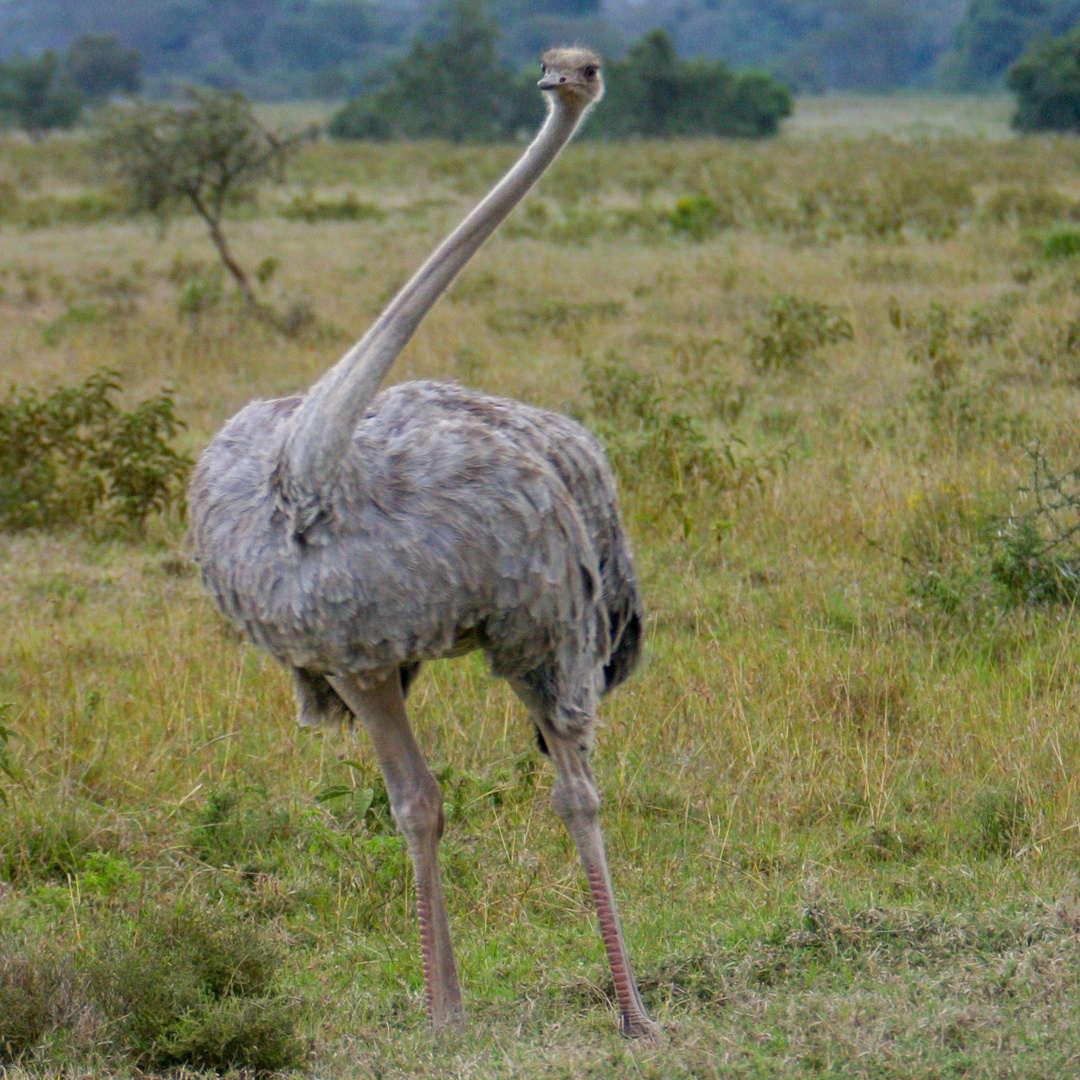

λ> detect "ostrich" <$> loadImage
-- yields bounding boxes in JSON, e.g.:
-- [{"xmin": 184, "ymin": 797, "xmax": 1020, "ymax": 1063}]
[{"xmin": 189, "ymin": 48, "xmax": 659, "ymax": 1039}]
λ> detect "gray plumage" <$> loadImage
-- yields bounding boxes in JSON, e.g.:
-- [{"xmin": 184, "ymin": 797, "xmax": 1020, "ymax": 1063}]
[{"xmin": 189, "ymin": 380, "xmax": 641, "ymax": 743}]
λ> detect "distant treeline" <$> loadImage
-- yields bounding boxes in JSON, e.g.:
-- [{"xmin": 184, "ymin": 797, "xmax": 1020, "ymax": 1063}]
[
  {"xmin": 329, "ymin": 23, "xmax": 791, "ymax": 142},
  {"xmin": 0, "ymin": 34, "xmax": 140, "ymax": 135},
  {"xmin": 2, "ymin": 0, "xmax": 1080, "ymax": 98}
]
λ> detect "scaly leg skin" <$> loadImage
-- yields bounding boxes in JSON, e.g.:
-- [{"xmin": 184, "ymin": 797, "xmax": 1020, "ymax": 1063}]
[
  {"xmin": 328, "ymin": 670, "xmax": 464, "ymax": 1031},
  {"xmin": 539, "ymin": 719, "xmax": 662, "ymax": 1040}
]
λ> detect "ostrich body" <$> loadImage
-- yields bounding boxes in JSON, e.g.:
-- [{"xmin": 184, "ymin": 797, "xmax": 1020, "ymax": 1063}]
[{"xmin": 189, "ymin": 49, "xmax": 658, "ymax": 1037}]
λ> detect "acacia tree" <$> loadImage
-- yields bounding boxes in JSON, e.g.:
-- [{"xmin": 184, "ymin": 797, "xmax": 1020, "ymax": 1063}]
[{"xmin": 100, "ymin": 88, "xmax": 300, "ymax": 305}]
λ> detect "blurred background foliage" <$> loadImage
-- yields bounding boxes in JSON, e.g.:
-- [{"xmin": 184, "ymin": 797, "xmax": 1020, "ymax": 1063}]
[{"xmin": 0, "ymin": 0, "xmax": 1079, "ymax": 103}]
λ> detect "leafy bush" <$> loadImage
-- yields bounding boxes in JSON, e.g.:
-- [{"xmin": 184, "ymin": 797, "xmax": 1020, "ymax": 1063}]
[
  {"xmin": 1008, "ymin": 25, "xmax": 1080, "ymax": 133},
  {"xmin": 749, "ymin": 295, "xmax": 853, "ymax": 374},
  {"xmin": 0, "ymin": 370, "xmax": 191, "ymax": 534}
]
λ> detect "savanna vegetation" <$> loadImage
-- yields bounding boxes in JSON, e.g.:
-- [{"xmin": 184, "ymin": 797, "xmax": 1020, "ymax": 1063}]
[{"xmin": 5, "ymin": 98, "xmax": 1080, "ymax": 1077}]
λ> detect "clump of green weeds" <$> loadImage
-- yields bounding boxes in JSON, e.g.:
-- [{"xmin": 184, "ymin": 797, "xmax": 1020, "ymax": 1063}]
[
  {"xmin": 1043, "ymin": 225, "xmax": 1080, "ymax": 260},
  {"xmin": 314, "ymin": 764, "xmax": 393, "ymax": 832},
  {"xmin": 0, "ymin": 370, "xmax": 191, "ymax": 534},
  {"xmin": 581, "ymin": 353, "xmax": 786, "ymax": 537},
  {"xmin": 971, "ymin": 785, "xmax": 1031, "ymax": 857},
  {"xmin": 189, "ymin": 786, "xmax": 295, "ymax": 871},
  {"xmin": 0, "ymin": 805, "xmax": 124, "ymax": 886},
  {"xmin": 749, "ymin": 294, "xmax": 852, "ymax": 374},
  {"xmin": 280, "ymin": 190, "xmax": 382, "ymax": 223}
]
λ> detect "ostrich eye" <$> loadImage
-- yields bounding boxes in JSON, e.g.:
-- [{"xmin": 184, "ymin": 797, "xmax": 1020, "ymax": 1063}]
[
  {"xmin": 584, "ymin": 66, "xmax": 597, "ymax": 79},
  {"xmin": 540, "ymin": 63, "xmax": 547, "ymax": 74}
]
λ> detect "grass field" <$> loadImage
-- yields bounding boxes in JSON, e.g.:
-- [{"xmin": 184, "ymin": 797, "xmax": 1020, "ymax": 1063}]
[{"xmin": 4, "ymin": 96, "xmax": 1080, "ymax": 1077}]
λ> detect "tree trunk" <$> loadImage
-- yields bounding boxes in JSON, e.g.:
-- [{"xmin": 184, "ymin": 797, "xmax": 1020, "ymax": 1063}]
[{"xmin": 205, "ymin": 214, "xmax": 255, "ymax": 306}]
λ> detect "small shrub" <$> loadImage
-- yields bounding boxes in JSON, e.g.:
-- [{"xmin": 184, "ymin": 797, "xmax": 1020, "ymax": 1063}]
[
  {"xmin": 1043, "ymin": 226, "xmax": 1080, "ymax": 260},
  {"xmin": 992, "ymin": 448, "xmax": 1080, "ymax": 605},
  {"xmin": 87, "ymin": 905, "xmax": 301, "ymax": 1071},
  {"xmin": 0, "ymin": 952, "xmax": 67, "ymax": 1061},
  {"xmin": 749, "ymin": 295, "xmax": 853, "ymax": 374},
  {"xmin": 897, "ymin": 300, "xmax": 963, "ymax": 392},
  {"xmin": 668, "ymin": 193, "xmax": 732, "ymax": 240},
  {"xmin": 159, "ymin": 997, "xmax": 301, "ymax": 1073},
  {"xmin": 0, "ymin": 371, "xmax": 191, "ymax": 534},
  {"xmin": 79, "ymin": 852, "xmax": 139, "ymax": 899},
  {"xmin": 255, "ymin": 255, "xmax": 279, "ymax": 286}
]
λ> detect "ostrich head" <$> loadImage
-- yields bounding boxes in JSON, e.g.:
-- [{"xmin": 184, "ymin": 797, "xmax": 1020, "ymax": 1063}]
[{"xmin": 538, "ymin": 47, "xmax": 604, "ymax": 114}]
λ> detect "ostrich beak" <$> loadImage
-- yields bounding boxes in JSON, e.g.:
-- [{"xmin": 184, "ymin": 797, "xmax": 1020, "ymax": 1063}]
[{"xmin": 537, "ymin": 70, "xmax": 570, "ymax": 90}]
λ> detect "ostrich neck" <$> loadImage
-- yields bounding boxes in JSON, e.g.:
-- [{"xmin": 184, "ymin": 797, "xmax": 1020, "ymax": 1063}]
[{"xmin": 282, "ymin": 97, "xmax": 586, "ymax": 510}]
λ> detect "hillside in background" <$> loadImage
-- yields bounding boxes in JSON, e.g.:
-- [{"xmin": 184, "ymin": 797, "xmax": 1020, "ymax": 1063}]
[{"xmin": 0, "ymin": 0, "xmax": 1076, "ymax": 98}]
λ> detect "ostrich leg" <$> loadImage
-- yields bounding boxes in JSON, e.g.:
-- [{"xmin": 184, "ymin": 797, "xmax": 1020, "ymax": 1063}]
[
  {"xmin": 328, "ymin": 671, "xmax": 464, "ymax": 1029},
  {"xmin": 539, "ymin": 719, "xmax": 660, "ymax": 1039}
]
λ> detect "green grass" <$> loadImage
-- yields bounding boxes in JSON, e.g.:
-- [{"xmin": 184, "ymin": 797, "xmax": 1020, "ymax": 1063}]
[{"xmin": 4, "ymin": 100, "xmax": 1080, "ymax": 1076}]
